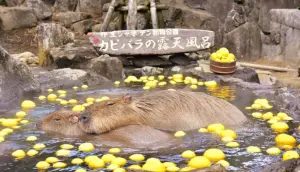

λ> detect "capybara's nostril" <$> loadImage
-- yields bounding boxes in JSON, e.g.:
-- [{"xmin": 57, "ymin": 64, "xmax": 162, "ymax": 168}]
[{"xmin": 80, "ymin": 115, "xmax": 90, "ymax": 123}]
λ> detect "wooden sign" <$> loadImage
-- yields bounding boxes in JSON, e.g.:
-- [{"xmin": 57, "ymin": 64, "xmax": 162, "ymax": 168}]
[{"xmin": 87, "ymin": 29, "xmax": 215, "ymax": 55}]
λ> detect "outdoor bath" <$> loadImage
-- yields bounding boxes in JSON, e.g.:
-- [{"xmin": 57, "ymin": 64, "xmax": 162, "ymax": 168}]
[{"xmin": 0, "ymin": 76, "xmax": 299, "ymax": 172}]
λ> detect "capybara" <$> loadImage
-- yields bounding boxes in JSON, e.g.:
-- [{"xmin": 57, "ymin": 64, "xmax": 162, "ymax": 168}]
[
  {"xmin": 38, "ymin": 110, "xmax": 175, "ymax": 148},
  {"xmin": 79, "ymin": 90, "xmax": 247, "ymax": 134}
]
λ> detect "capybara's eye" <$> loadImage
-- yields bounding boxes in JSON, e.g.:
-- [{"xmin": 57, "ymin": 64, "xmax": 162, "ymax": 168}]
[
  {"xmin": 54, "ymin": 118, "xmax": 61, "ymax": 121},
  {"xmin": 105, "ymin": 101, "xmax": 115, "ymax": 106}
]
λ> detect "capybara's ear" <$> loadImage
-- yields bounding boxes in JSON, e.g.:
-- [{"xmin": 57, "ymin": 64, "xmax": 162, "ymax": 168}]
[
  {"xmin": 122, "ymin": 94, "xmax": 132, "ymax": 104},
  {"xmin": 68, "ymin": 115, "xmax": 79, "ymax": 124}
]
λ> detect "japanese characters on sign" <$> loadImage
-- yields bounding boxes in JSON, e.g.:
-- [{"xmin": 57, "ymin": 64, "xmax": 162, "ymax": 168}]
[{"xmin": 88, "ymin": 29, "xmax": 215, "ymax": 55}]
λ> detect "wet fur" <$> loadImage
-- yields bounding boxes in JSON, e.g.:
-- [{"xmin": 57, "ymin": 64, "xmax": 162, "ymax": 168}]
[
  {"xmin": 39, "ymin": 111, "xmax": 175, "ymax": 148},
  {"xmin": 80, "ymin": 90, "xmax": 247, "ymax": 134}
]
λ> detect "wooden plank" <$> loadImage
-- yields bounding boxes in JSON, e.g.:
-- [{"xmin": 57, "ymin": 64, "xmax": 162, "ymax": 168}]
[
  {"xmin": 149, "ymin": 0, "xmax": 158, "ymax": 29},
  {"xmin": 101, "ymin": 0, "xmax": 117, "ymax": 32},
  {"xmin": 127, "ymin": 0, "xmax": 137, "ymax": 30},
  {"xmin": 238, "ymin": 62, "xmax": 297, "ymax": 72},
  {"xmin": 87, "ymin": 29, "xmax": 215, "ymax": 55},
  {"xmin": 103, "ymin": 4, "xmax": 168, "ymax": 12}
]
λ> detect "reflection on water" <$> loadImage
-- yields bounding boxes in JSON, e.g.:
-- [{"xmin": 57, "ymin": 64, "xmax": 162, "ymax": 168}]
[{"xmin": 0, "ymin": 83, "xmax": 298, "ymax": 172}]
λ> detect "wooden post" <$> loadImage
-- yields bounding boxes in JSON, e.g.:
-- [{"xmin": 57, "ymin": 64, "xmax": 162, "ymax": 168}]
[
  {"xmin": 149, "ymin": 0, "xmax": 158, "ymax": 29},
  {"xmin": 103, "ymin": 4, "xmax": 168, "ymax": 12},
  {"xmin": 101, "ymin": 0, "xmax": 117, "ymax": 32},
  {"xmin": 127, "ymin": 0, "xmax": 137, "ymax": 30},
  {"xmin": 118, "ymin": 0, "xmax": 125, "ymax": 30},
  {"xmin": 156, "ymin": 0, "xmax": 165, "ymax": 28}
]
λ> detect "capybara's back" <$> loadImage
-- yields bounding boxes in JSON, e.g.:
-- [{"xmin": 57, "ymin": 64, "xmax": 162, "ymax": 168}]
[{"xmin": 132, "ymin": 90, "xmax": 247, "ymax": 131}]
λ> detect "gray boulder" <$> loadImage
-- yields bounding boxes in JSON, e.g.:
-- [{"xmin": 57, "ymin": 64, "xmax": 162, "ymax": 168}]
[
  {"xmin": 0, "ymin": 6, "xmax": 37, "ymax": 30},
  {"xmin": 76, "ymin": 0, "xmax": 110, "ymax": 16},
  {"xmin": 11, "ymin": 51, "xmax": 38, "ymax": 65},
  {"xmin": 0, "ymin": 45, "xmax": 40, "ymax": 112},
  {"xmin": 132, "ymin": 66, "xmax": 165, "ymax": 76},
  {"xmin": 52, "ymin": 12, "xmax": 92, "ymax": 28},
  {"xmin": 223, "ymin": 22, "xmax": 261, "ymax": 61},
  {"xmin": 184, "ymin": 0, "xmax": 233, "ymax": 23},
  {"xmin": 23, "ymin": 0, "xmax": 52, "ymax": 20},
  {"xmin": 53, "ymin": 0, "xmax": 78, "ymax": 13},
  {"xmin": 4, "ymin": 0, "xmax": 24, "ymax": 6},
  {"xmin": 261, "ymin": 9, "xmax": 300, "ymax": 68},
  {"xmin": 37, "ymin": 23, "xmax": 74, "ymax": 66},
  {"xmin": 258, "ymin": 0, "xmax": 297, "ymax": 33},
  {"xmin": 49, "ymin": 42, "xmax": 98, "ymax": 68},
  {"xmin": 224, "ymin": 0, "xmax": 259, "ymax": 33},
  {"xmin": 71, "ymin": 19, "xmax": 96, "ymax": 35},
  {"xmin": 35, "ymin": 68, "xmax": 109, "ymax": 90},
  {"xmin": 133, "ymin": 56, "xmax": 173, "ymax": 67},
  {"xmin": 74, "ymin": 55, "xmax": 124, "ymax": 81}
]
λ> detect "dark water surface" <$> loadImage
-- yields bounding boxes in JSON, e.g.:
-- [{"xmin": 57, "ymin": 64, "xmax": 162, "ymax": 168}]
[{"xmin": 0, "ymin": 83, "xmax": 299, "ymax": 172}]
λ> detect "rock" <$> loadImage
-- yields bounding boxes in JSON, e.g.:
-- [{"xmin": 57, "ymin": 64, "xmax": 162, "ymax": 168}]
[
  {"xmin": 92, "ymin": 23, "xmax": 102, "ymax": 32},
  {"xmin": 76, "ymin": 0, "xmax": 109, "ymax": 16},
  {"xmin": 0, "ymin": 45, "xmax": 40, "ymax": 112},
  {"xmin": 35, "ymin": 68, "xmax": 109, "ymax": 90},
  {"xmin": 23, "ymin": 0, "xmax": 52, "ymax": 20},
  {"xmin": 223, "ymin": 22, "xmax": 261, "ymax": 61},
  {"xmin": 169, "ymin": 54, "xmax": 191, "ymax": 66},
  {"xmin": 270, "ymin": 9, "xmax": 300, "ymax": 30},
  {"xmin": 164, "ymin": 7, "xmax": 182, "ymax": 28},
  {"xmin": 53, "ymin": 0, "xmax": 78, "ymax": 13},
  {"xmin": 258, "ymin": 0, "xmax": 296, "ymax": 33},
  {"xmin": 196, "ymin": 51, "xmax": 211, "ymax": 60},
  {"xmin": 136, "ymin": 66, "xmax": 165, "ymax": 76},
  {"xmin": 277, "ymin": 78, "xmax": 300, "ymax": 89},
  {"xmin": 136, "ymin": 12, "xmax": 150, "ymax": 30},
  {"xmin": 257, "ymin": 72, "xmax": 278, "ymax": 86},
  {"xmin": 230, "ymin": 68, "xmax": 259, "ymax": 83},
  {"xmin": 115, "ymin": 56, "xmax": 133, "ymax": 67},
  {"xmin": 262, "ymin": 9, "xmax": 300, "ymax": 68},
  {"xmin": 71, "ymin": 19, "xmax": 96, "ymax": 35},
  {"xmin": 4, "ymin": 0, "xmax": 24, "ymax": 6},
  {"xmin": 11, "ymin": 52, "xmax": 38, "ymax": 64},
  {"xmin": 170, "ymin": 66, "xmax": 183, "ymax": 74},
  {"xmin": 49, "ymin": 42, "xmax": 98, "ymax": 68},
  {"xmin": 52, "ymin": 12, "xmax": 92, "ymax": 28},
  {"xmin": 260, "ymin": 157, "xmax": 300, "ymax": 172},
  {"xmin": 180, "ymin": 8, "xmax": 223, "ymax": 47},
  {"xmin": 184, "ymin": 0, "xmax": 233, "ymax": 23},
  {"xmin": 0, "ymin": 6, "xmax": 37, "ymax": 30},
  {"xmin": 133, "ymin": 56, "xmax": 173, "ymax": 67},
  {"xmin": 74, "ymin": 56, "xmax": 124, "ymax": 81},
  {"xmin": 37, "ymin": 23, "xmax": 74, "ymax": 66},
  {"xmin": 124, "ymin": 67, "xmax": 144, "ymax": 78},
  {"xmin": 224, "ymin": 0, "xmax": 259, "ymax": 33}
]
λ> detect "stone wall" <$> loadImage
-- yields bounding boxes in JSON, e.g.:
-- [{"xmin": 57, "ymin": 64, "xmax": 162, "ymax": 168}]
[
  {"xmin": 262, "ymin": 9, "xmax": 300, "ymax": 68},
  {"xmin": 1, "ymin": 0, "xmax": 300, "ymax": 64}
]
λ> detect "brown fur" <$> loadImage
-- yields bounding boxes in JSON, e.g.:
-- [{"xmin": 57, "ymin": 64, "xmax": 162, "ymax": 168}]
[
  {"xmin": 38, "ymin": 111, "xmax": 175, "ymax": 148},
  {"xmin": 79, "ymin": 90, "xmax": 247, "ymax": 134}
]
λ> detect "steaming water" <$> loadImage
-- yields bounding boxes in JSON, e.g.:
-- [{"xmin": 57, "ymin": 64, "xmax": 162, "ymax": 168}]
[{"xmin": 0, "ymin": 83, "xmax": 299, "ymax": 172}]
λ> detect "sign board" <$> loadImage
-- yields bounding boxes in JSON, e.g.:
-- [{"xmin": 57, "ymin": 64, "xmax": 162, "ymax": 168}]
[{"xmin": 88, "ymin": 29, "xmax": 215, "ymax": 55}]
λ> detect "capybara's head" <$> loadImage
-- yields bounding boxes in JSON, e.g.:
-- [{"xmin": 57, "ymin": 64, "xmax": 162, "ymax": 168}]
[
  {"xmin": 38, "ymin": 110, "xmax": 86, "ymax": 136},
  {"xmin": 79, "ymin": 95, "xmax": 137, "ymax": 134}
]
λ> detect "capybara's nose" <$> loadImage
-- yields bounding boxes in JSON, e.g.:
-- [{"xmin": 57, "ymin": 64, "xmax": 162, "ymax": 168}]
[
  {"xmin": 36, "ymin": 120, "xmax": 42, "ymax": 129},
  {"xmin": 80, "ymin": 115, "xmax": 90, "ymax": 123}
]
